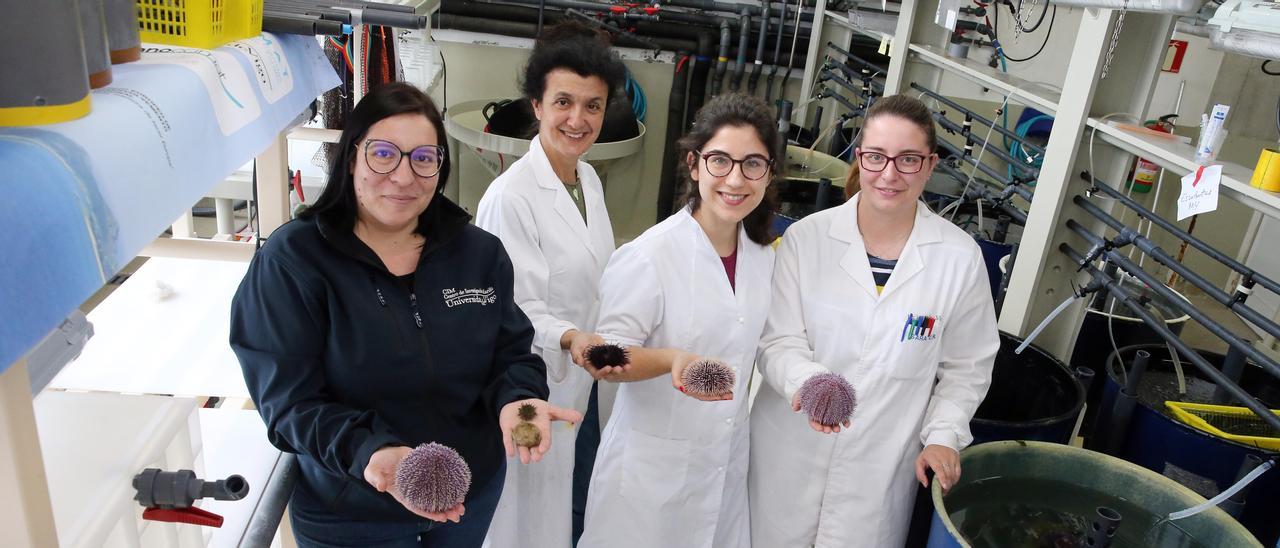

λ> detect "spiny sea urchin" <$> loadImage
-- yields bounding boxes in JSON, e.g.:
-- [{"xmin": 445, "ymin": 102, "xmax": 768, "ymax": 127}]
[
  {"xmin": 798, "ymin": 372, "xmax": 857, "ymax": 427},
  {"xmin": 395, "ymin": 443, "xmax": 471, "ymax": 514},
  {"xmin": 681, "ymin": 359, "xmax": 736, "ymax": 397},
  {"xmin": 584, "ymin": 343, "xmax": 629, "ymax": 370}
]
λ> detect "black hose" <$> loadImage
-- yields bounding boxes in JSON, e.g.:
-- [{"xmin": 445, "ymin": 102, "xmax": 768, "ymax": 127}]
[
  {"xmin": 711, "ymin": 20, "xmax": 731, "ymax": 97},
  {"xmin": 748, "ymin": 1, "xmax": 768, "ymax": 95},
  {"xmin": 658, "ymin": 51, "xmax": 692, "ymax": 222},
  {"xmin": 731, "ymin": 8, "xmax": 751, "ymax": 92},
  {"xmin": 765, "ymin": 0, "xmax": 786, "ymax": 102}
]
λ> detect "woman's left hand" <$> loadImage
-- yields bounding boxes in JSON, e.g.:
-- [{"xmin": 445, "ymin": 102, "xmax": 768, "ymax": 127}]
[
  {"xmin": 499, "ymin": 398, "xmax": 585, "ymax": 465},
  {"xmin": 915, "ymin": 444, "xmax": 961, "ymax": 494}
]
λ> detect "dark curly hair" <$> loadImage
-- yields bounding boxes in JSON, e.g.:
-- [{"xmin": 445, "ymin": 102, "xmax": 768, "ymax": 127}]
[
  {"xmin": 676, "ymin": 94, "xmax": 783, "ymax": 246},
  {"xmin": 520, "ymin": 20, "xmax": 627, "ymax": 105},
  {"xmin": 303, "ymin": 82, "xmax": 449, "ymax": 231}
]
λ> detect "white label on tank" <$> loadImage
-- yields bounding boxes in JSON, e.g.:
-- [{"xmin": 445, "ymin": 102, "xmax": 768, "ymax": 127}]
[
  {"xmin": 228, "ymin": 33, "xmax": 294, "ymax": 104},
  {"xmin": 137, "ymin": 46, "xmax": 261, "ymax": 136}
]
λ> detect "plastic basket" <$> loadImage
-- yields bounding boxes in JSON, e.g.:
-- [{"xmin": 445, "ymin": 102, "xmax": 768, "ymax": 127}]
[
  {"xmin": 1165, "ymin": 401, "xmax": 1280, "ymax": 450},
  {"xmin": 137, "ymin": 0, "xmax": 262, "ymax": 50}
]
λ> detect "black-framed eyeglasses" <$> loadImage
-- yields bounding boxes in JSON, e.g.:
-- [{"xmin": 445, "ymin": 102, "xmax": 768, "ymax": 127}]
[
  {"xmin": 857, "ymin": 151, "xmax": 930, "ymax": 174},
  {"xmin": 696, "ymin": 150, "xmax": 773, "ymax": 180},
  {"xmin": 363, "ymin": 139, "xmax": 446, "ymax": 178}
]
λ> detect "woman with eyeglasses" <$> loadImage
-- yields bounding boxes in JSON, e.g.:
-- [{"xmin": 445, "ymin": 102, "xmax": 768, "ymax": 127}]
[
  {"xmin": 230, "ymin": 82, "xmax": 580, "ymax": 548},
  {"xmin": 474, "ymin": 21, "xmax": 628, "ymax": 548},
  {"xmin": 575, "ymin": 94, "xmax": 779, "ymax": 547},
  {"xmin": 748, "ymin": 95, "xmax": 998, "ymax": 547}
]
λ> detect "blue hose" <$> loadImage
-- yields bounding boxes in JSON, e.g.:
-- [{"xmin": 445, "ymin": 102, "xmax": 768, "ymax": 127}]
[{"xmin": 625, "ymin": 71, "xmax": 647, "ymax": 123}]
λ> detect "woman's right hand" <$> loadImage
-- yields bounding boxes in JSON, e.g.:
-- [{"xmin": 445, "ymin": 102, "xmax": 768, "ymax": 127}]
[
  {"xmin": 791, "ymin": 392, "xmax": 850, "ymax": 434},
  {"xmin": 364, "ymin": 445, "xmax": 466, "ymax": 523},
  {"xmin": 670, "ymin": 351, "xmax": 734, "ymax": 402},
  {"xmin": 562, "ymin": 330, "xmax": 603, "ymax": 368}
]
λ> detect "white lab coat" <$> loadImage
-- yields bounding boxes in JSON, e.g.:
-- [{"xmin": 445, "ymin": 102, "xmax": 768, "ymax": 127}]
[
  {"xmin": 579, "ymin": 207, "xmax": 773, "ymax": 548},
  {"xmin": 475, "ymin": 135, "xmax": 616, "ymax": 548},
  {"xmin": 749, "ymin": 194, "xmax": 997, "ymax": 548}
]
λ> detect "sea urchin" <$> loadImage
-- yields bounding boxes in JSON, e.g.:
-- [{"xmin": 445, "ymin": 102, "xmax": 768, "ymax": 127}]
[
  {"xmin": 681, "ymin": 359, "xmax": 736, "ymax": 397},
  {"xmin": 395, "ymin": 442, "xmax": 471, "ymax": 514},
  {"xmin": 584, "ymin": 343, "xmax": 629, "ymax": 370},
  {"xmin": 797, "ymin": 372, "xmax": 857, "ymax": 427}
]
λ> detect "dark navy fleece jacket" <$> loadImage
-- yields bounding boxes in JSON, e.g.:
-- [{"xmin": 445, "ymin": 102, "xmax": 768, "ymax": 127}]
[{"xmin": 230, "ymin": 196, "xmax": 548, "ymax": 522}]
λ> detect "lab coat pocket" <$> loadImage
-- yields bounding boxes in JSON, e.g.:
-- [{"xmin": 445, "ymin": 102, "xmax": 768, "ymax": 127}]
[
  {"xmin": 619, "ymin": 430, "xmax": 690, "ymax": 506},
  {"xmin": 887, "ymin": 332, "xmax": 942, "ymax": 380}
]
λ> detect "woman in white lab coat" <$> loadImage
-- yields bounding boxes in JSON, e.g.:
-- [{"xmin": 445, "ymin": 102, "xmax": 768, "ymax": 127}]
[
  {"xmin": 577, "ymin": 94, "xmax": 781, "ymax": 548},
  {"xmin": 474, "ymin": 22, "xmax": 627, "ymax": 548},
  {"xmin": 749, "ymin": 95, "xmax": 999, "ymax": 548}
]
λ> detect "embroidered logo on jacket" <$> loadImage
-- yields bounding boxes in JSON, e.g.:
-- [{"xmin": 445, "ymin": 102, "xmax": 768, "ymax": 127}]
[
  {"xmin": 900, "ymin": 313, "xmax": 939, "ymax": 342},
  {"xmin": 442, "ymin": 287, "xmax": 497, "ymax": 307}
]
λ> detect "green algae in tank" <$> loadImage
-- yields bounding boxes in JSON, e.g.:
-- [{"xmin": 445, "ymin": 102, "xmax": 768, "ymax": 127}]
[{"xmin": 945, "ymin": 476, "xmax": 1208, "ymax": 548}]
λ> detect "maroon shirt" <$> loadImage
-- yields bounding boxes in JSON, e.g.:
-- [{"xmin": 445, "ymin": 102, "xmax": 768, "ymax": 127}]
[{"xmin": 720, "ymin": 248, "xmax": 738, "ymax": 292}]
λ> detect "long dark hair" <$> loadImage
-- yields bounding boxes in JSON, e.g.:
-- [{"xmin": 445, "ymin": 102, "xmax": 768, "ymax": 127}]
[
  {"xmin": 844, "ymin": 94, "xmax": 937, "ymax": 200},
  {"xmin": 303, "ymin": 82, "xmax": 450, "ymax": 230},
  {"xmin": 676, "ymin": 94, "xmax": 782, "ymax": 246},
  {"xmin": 520, "ymin": 21, "xmax": 627, "ymax": 105}
]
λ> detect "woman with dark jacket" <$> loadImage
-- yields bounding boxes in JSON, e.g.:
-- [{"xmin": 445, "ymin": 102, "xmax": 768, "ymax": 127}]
[{"xmin": 230, "ymin": 82, "xmax": 580, "ymax": 547}]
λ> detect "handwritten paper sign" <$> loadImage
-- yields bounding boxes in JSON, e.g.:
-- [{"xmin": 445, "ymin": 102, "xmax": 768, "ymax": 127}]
[{"xmin": 1178, "ymin": 164, "xmax": 1222, "ymax": 221}]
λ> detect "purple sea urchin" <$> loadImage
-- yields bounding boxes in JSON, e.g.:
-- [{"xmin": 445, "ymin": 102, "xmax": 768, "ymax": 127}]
[
  {"xmin": 584, "ymin": 343, "xmax": 630, "ymax": 370},
  {"xmin": 395, "ymin": 443, "xmax": 471, "ymax": 514},
  {"xmin": 681, "ymin": 359, "xmax": 736, "ymax": 397},
  {"xmin": 798, "ymin": 372, "xmax": 857, "ymax": 427}
]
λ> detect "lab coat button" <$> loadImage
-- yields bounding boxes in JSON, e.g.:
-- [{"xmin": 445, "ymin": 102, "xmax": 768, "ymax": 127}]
[
  {"xmin": 718, "ymin": 466, "xmax": 724, "ymax": 472},
  {"xmin": 725, "ymin": 418, "xmax": 732, "ymax": 425},
  {"xmin": 737, "ymin": 317, "xmax": 745, "ymax": 324}
]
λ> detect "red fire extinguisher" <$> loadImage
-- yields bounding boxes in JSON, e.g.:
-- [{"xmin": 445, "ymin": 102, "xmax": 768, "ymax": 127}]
[{"xmin": 1127, "ymin": 114, "xmax": 1177, "ymax": 193}]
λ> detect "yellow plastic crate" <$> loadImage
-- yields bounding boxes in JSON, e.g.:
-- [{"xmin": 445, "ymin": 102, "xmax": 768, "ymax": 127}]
[
  {"xmin": 1166, "ymin": 401, "xmax": 1280, "ymax": 451},
  {"xmin": 137, "ymin": 0, "xmax": 262, "ymax": 50}
]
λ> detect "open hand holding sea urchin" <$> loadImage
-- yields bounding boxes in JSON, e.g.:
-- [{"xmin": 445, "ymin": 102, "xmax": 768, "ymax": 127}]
[
  {"xmin": 681, "ymin": 359, "xmax": 736, "ymax": 398},
  {"xmin": 511, "ymin": 402, "xmax": 542, "ymax": 448},
  {"xmin": 798, "ymin": 372, "xmax": 857, "ymax": 427},
  {"xmin": 395, "ymin": 443, "xmax": 471, "ymax": 514},
  {"xmin": 584, "ymin": 343, "xmax": 629, "ymax": 370}
]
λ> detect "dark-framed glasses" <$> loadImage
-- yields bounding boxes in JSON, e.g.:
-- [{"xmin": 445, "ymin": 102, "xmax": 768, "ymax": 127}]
[
  {"xmin": 697, "ymin": 150, "xmax": 773, "ymax": 180},
  {"xmin": 857, "ymin": 151, "xmax": 929, "ymax": 174},
  {"xmin": 363, "ymin": 139, "xmax": 445, "ymax": 178}
]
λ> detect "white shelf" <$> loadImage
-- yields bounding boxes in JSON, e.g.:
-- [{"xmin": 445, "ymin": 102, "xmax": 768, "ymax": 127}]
[
  {"xmin": 1086, "ymin": 118, "xmax": 1280, "ymax": 218},
  {"xmin": 826, "ymin": 8, "xmax": 896, "ymax": 42},
  {"xmin": 907, "ymin": 43, "xmax": 1061, "ymax": 115}
]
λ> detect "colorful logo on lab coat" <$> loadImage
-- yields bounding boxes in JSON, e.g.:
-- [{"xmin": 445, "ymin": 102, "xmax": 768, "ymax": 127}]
[{"xmin": 900, "ymin": 313, "xmax": 939, "ymax": 342}]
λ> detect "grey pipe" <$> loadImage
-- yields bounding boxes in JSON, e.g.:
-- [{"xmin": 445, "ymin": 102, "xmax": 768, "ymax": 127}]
[
  {"xmin": 1213, "ymin": 345, "xmax": 1249, "ymax": 405},
  {"xmin": 1221, "ymin": 454, "xmax": 1266, "ymax": 518},
  {"xmin": 933, "ymin": 136, "xmax": 1014, "ymax": 186},
  {"xmin": 663, "ymin": 0, "xmax": 816, "ymax": 20},
  {"xmin": 1084, "ymin": 179, "xmax": 1280, "ymax": 296},
  {"xmin": 1073, "ymin": 195, "xmax": 1280, "ymax": 342},
  {"xmin": 910, "ymin": 82, "xmax": 1046, "ymax": 157},
  {"xmin": 79, "ymin": 0, "xmax": 112, "ymax": 88},
  {"xmin": 731, "ymin": 8, "xmax": 751, "ymax": 92},
  {"xmin": 1103, "ymin": 347, "xmax": 1147, "ymax": 457},
  {"xmin": 931, "ymin": 111, "xmax": 1039, "ymax": 179},
  {"xmin": 1066, "ymin": 218, "xmax": 1280, "ymax": 383},
  {"xmin": 748, "ymin": 1, "xmax": 768, "ymax": 94},
  {"xmin": 826, "ymin": 41, "xmax": 888, "ymax": 75},
  {"xmin": 104, "ymin": 0, "xmax": 140, "ymax": 63},
  {"xmin": 1062, "ymin": 242, "xmax": 1280, "ymax": 436},
  {"xmin": 765, "ymin": 0, "xmax": 787, "ymax": 101},
  {"xmin": 711, "ymin": 20, "xmax": 731, "ymax": 97},
  {"xmin": 268, "ymin": 0, "xmax": 428, "ymax": 27},
  {"xmin": 242, "ymin": 454, "xmax": 297, "ymax": 548}
]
